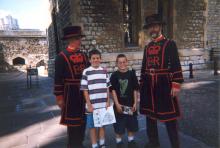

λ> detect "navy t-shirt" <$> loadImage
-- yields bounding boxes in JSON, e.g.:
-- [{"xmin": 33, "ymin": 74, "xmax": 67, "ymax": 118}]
[{"xmin": 110, "ymin": 69, "xmax": 139, "ymax": 107}]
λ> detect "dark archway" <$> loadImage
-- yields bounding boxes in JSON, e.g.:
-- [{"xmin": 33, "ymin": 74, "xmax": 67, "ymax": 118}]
[
  {"xmin": 13, "ymin": 57, "xmax": 25, "ymax": 65},
  {"xmin": 36, "ymin": 60, "xmax": 45, "ymax": 67},
  {"xmin": 158, "ymin": 0, "xmax": 174, "ymax": 39}
]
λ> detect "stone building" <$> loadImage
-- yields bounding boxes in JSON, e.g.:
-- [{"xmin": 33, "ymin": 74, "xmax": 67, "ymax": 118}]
[
  {"xmin": 48, "ymin": 0, "xmax": 220, "ymax": 77},
  {"xmin": 0, "ymin": 29, "xmax": 48, "ymax": 74}
]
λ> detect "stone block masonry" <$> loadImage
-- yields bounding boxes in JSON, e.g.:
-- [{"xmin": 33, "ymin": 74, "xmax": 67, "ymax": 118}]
[{"xmin": 0, "ymin": 30, "xmax": 48, "ymax": 72}]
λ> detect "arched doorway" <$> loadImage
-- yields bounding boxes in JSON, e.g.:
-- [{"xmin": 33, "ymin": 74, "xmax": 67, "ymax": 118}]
[
  {"xmin": 13, "ymin": 57, "xmax": 25, "ymax": 65},
  {"xmin": 36, "ymin": 60, "xmax": 45, "ymax": 67}
]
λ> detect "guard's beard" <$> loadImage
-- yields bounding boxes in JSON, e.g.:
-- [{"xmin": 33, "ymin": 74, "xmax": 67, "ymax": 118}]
[{"xmin": 150, "ymin": 31, "xmax": 160, "ymax": 39}]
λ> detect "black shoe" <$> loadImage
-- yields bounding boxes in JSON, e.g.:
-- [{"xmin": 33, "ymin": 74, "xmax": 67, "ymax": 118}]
[
  {"xmin": 144, "ymin": 143, "xmax": 160, "ymax": 148},
  {"xmin": 116, "ymin": 142, "xmax": 124, "ymax": 148},
  {"xmin": 128, "ymin": 140, "xmax": 138, "ymax": 148}
]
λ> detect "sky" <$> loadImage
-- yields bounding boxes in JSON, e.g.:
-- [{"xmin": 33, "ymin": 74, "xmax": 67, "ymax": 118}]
[{"xmin": 0, "ymin": 0, "xmax": 51, "ymax": 31}]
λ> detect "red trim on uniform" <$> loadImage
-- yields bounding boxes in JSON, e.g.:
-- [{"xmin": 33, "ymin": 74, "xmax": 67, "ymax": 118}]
[
  {"xmin": 56, "ymin": 95, "xmax": 64, "ymax": 101},
  {"xmin": 153, "ymin": 35, "xmax": 165, "ymax": 42},
  {"xmin": 172, "ymin": 78, "xmax": 184, "ymax": 80},
  {"xmin": 60, "ymin": 123, "xmax": 82, "ymax": 127},
  {"xmin": 172, "ymin": 82, "xmax": 181, "ymax": 90},
  {"xmin": 145, "ymin": 72, "xmax": 170, "ymax": 75},
  {"xmin": 142, "ymin": 107, "xmax": 176, "ymax": 115},
  {"xmin": 60, "ymin": 52, "xmax": 74, "ymax": 78},
  {"xmin": 159, "ymin": 117, "xmax": 180, "ymax": 122},
  {"xmin": 66, "ymin": 47, "xmax": 78, "ymax": 53},
  {"xmin": 146, "ymin": 112, "xmax": 181, "ymax": 122},
  {"xmin": 65, "ymin": 78, "xmax": 81, "ymax": 82},
  {"xmin": 172, "ymin": 70, "xmax": 182, "ymax": 74},
  {"xmin": 145, "ymin": 46, "xmax": 149, "ymax": 68},
  {"xmin": 64, "ymin": 82, "xmax": 80, "ymax": 85},
  {"xmin": 144, "ymin": 108, "xmax": 154, "ymax": 112},
  {"xmin": 161, "ymin": 40, "xmax": 169, "ymax": 69},
  {"xmin": 145, "ymin": 114, "xmax": 180, "ymax": 122},
  {"xmin": 151, "ymin": 84, "xmax": 155, "ymax": 112}
]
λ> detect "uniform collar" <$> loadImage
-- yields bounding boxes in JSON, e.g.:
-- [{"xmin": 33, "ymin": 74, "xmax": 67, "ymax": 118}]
[
  {"xmin": 66, "ymin": 47, "xmax": 79, "ymax": 53},
  {"xmin": 152, "ymin": 34, "xmax": 165, "ymax": 42}
]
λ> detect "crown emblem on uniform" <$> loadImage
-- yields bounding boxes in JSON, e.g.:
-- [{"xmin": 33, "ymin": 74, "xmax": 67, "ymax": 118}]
[
  {"xmin": 70, "ymin": 54, "xmax": 84, "ymax": 63},
  {"xmin": 147, "ymin": 46, "xmax": 161, "ymax": 55}
]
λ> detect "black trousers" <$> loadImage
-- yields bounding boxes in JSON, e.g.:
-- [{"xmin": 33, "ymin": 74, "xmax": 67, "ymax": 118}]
[
  {"xmin": 146, "ymin": 117, "xmax": 180, "ymax": 148},
  {"xmin": 67, "ymin": 123, "xmax": 86, "ymax": 148}
]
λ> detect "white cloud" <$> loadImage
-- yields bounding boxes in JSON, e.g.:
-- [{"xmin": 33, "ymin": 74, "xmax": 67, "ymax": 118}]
[{"xmin": 0, "ymin": 9, "xmax": 11, "ymax": 18}]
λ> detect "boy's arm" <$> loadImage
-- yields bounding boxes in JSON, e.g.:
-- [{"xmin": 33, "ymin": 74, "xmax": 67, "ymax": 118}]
[
  {"xmin": 83, "ymin": 90, "xmax": 93, "ymax": 112},
  {"xmin": 112, "ymin": 89, "xmax": 123, "ymax": 113},
  {"xmin": 132, "ymin": 90, "xmax": 138, "ymax": 112},
  {"xmin": 106, "ymin": 88, "xmax": 110, "ymax": 108}
]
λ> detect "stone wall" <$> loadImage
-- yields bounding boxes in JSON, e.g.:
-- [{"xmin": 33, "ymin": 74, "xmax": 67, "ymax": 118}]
[
  {"xmin": 48, "ymin": 0, "xmax": 220, "ymax": 77},
  {"xmin": 174, "ymin": 0, "xmax": 206, "ymax": 49},
  {"xmin": 79, "ymin": 0, "xmax": 123, "ymax": 53},
  {"xmin": 207, "ymin": 0, "xmax": 220, "ymax": 49},
  {"xmin": 173, "ymin": 0, "xmax": 212, "ymax": 70},
  {"xmin": 0, "ymin": 30, "xmax": 48, "ymax": 73},
  {"xmin": 101, "ymin": 51, "xmax": 143, "ymax": 75},
  {"xmin": 48, "ymin": 25, "xmax": 56, "ymax": 77}
]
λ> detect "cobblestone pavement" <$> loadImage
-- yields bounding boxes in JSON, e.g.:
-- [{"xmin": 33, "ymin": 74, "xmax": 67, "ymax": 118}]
[{"xmin": 0, "ymin": 70, "xmax": 218, "ymax": 148}]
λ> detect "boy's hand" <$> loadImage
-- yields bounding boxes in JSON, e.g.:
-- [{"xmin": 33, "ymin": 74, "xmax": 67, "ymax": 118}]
[
  {"xmin": 115, "ymin": 103, "xmax": 123, "ymax": 113},
  {"xmin": 87, "ymin": 103, "xmax": 94, "ymax": 112},
  {"xmin": 132, "ymin": 103, "xmax": 137, "ymax": 112},
  {"xmin": 106, "ymin": 101, "xmax": 110, "ymax": 109}
]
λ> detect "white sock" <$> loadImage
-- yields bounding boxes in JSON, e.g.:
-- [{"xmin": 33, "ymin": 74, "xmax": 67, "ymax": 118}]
[
  {"xmin": 128, "ymin": 136, "xmax": 134, "ymax": 142},
  {"xmin": 92, "ymin": 143, "xmax": 98, "ymax": 148},
  {"xmin": 99, "ymin": 139, "xmax": 105, "ymax": 145},
  {"xmin": 116, "ymin": 137, "xmax": 122, "ymax": 143}
]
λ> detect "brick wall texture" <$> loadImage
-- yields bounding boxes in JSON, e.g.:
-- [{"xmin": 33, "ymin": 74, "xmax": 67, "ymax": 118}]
[
  {"xmin": 207, "ymin": 0, "xmax": 220, "ymax": 49},
  {"xmin": 48, "ymin": 0, "xmax": 220, "ymax": 77}
]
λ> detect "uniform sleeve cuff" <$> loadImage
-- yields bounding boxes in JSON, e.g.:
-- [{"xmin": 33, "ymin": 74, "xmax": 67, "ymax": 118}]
[
  {"xmin": 172, "ymin": 82, "xmax": 181, "ymax": 90},
  {"xmin": 56, "ymin": 95, "xmax": 64, "ymax": 101}
]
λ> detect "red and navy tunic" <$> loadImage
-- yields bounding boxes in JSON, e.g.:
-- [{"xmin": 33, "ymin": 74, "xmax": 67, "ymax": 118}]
[
  {"xmin": 54, "ymin": 48, "xmax": 89, "ymax": 126},
  {"xmin": 139, "ymin": 35, "xmax": 184, "ymax": 122}
]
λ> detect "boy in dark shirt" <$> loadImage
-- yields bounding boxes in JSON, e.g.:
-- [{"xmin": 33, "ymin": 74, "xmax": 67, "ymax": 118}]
[{"xmin": 110, "ymin": 54, "xmax": 139, "ymax": 148}]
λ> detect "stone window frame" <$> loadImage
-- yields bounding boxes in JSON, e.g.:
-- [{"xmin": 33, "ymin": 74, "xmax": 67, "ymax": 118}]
[{"xmin": 122, "ymin": 0, "xmax": 141, "ymax": 48}]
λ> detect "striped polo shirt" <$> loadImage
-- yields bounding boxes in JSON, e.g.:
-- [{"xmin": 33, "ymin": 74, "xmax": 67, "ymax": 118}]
[{"xmin": 80, "ymin": 66, "xmax": 111, "ymax": 109}]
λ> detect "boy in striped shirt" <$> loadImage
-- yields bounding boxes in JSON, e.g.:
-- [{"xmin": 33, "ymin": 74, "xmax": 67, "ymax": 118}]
[{"xmin": 80, "ymin": 49, "xmax": 110, "ymax": 148}]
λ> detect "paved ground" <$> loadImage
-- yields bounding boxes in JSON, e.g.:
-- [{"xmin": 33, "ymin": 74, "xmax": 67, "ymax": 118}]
[
  {"xmin": 0, "ymin": 70, "xmax": 219, "ymax": 148},
  {"xmin": 179, "ymin": 70, "xmax": 219, "ymax": 147}
]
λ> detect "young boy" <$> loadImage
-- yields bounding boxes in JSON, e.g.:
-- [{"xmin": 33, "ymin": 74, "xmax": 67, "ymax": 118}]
[
  {"xmin": 110, "ymin": 54, "xmax": 139, "ymax": 148},
  {"xmin": 80, "ymin": 49, "xmax": 110, "ymax": 148}
]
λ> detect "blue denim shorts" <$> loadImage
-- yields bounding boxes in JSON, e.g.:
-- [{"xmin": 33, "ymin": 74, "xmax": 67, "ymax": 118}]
[{"xmin": 86, "ymin": 113, "xmax": 95, "ymax": 128}]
